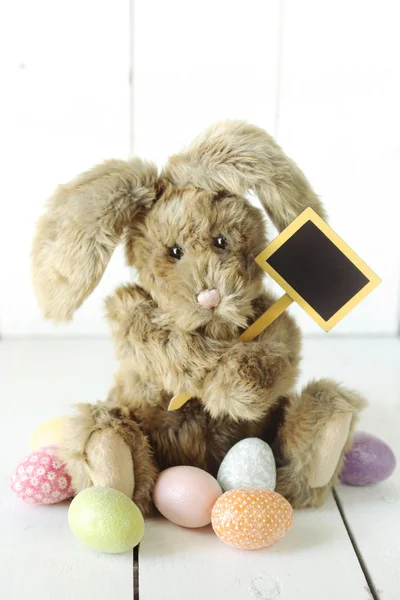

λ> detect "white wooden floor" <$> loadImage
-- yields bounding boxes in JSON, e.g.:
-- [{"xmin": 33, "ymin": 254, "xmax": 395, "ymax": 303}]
[{"xmin": 0, "ymin": 337, "xmax": 399, "ymax": 600}]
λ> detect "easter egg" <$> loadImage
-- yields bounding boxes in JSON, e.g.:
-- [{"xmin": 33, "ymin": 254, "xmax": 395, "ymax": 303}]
[
  {"xmin": 30, "ymin": 416, "xmax": 67, "ymax": 451},
  {"xmin": 211, "ymin": 488, "xmax": 293, "ymax": 550},
  {"xmin": 217, "ymin": 438, "xmax": 276, "ymax": 492},
  {"xmin": 10, "ymin": 446, "xmax": 74, "ymax": 504},
  {"xmin": 152, "ymin": 466, "xmax": 222, "ymax": 528},
  {"xmin": 68, "ymin": 487, "xmax": 145, "ymax": 553},
  {"xmin": 340, "ymin": 431, "xmax": 396, "ymax": 486}
]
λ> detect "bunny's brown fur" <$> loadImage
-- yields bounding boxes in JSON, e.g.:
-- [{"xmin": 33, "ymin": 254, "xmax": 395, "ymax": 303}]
[{"xmin": 32, "ymin": 121, "xmax": 365, "ymax": 514}]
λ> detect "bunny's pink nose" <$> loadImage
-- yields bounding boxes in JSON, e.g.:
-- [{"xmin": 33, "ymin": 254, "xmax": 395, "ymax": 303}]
[{"xmin": 197, "ymin": 289, "xmax": 221, "ymax": 310}]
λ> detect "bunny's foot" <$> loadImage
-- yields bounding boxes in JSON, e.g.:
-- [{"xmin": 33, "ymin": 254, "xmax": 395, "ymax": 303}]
[
  {"xmin": 58, "ymin": 403, "xmax": 158, "ymax": 516},
  {"xmin": 274, "ymin": 379, "xmax": 366, "ymax": 508}
]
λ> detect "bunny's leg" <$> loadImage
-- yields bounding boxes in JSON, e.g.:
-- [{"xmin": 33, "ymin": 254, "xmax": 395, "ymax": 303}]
[
  {"xmin": 58, "ymin": 403, "xmax": 158, "ymax": 516},
  {"xmin": 274, "ymin": 379, "xmax": 366, "ymax": 508}
]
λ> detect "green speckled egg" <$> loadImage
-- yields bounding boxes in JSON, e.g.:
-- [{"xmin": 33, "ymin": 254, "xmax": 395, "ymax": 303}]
[{"xmin": 68, "ymin": 487, "xmax": 145, "ymax": 553}]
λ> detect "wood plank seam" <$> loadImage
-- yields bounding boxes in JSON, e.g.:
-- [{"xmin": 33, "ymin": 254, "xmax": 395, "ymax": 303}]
[
  {"xmin": 333, "ymin": 488, "xmax": 380, "ymax": 600},
  {"xmin": 134, "ymin": 545, "xmax": 139, "ymax": 600}
]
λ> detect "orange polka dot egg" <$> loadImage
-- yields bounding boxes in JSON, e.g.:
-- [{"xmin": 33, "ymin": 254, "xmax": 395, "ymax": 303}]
[{"xmin": 211, "ymin": 488, "xmax": 293, "ymax": 550}]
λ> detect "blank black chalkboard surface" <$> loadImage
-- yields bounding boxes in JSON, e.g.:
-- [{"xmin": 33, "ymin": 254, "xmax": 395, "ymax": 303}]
[{"xmin": 240, "ymin": 207, "xmax": 381, "ymax": 341}]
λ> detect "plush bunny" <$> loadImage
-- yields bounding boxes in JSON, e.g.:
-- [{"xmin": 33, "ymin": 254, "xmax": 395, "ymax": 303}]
[{"xmin": 32, "ymin": 121, "xmax": 365, "ymax": 515}]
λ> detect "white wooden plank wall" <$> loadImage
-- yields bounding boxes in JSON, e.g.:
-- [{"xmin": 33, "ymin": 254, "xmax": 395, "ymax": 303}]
[
  {"xmin": 0, "ymin": 0, "xmax": 399, "ymax": 336},
  {"xmin": 132, "ymin": 0, "xmax": 280, "ymax": 162},
  {"xmin": 277, "ymin": 0, "xmax": 400, "ymax": 335},
  {"xmin": 0, "ymin": 0, "xmax": 131, "ymax": 337}
]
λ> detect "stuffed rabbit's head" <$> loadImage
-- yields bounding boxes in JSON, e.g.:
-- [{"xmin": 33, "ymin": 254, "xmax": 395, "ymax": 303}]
[
  {"xmin": 32, "ymin": 121, "xmax": 326, "ymax": 332},
  {"xmin": 125, "ymin": 184, "xmax": 267, "ymax": 334}
]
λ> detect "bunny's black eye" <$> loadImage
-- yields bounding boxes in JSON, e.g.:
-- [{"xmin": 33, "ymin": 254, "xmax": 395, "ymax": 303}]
[
  {"xmin": 214, "ymin": 234, "xmax": 228, "ymax": 250},
  {"xmin": 169, "ymin": 244, "xmax": 184, "ymax": 260}
]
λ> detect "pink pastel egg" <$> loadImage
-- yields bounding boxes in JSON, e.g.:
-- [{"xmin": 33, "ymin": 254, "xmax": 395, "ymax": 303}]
[
  {"xmin": 10, "ymin": 446, "xmax": 74, "ymax": 504},
  {"xmin": 152, "ymin": 466, "xmax": 222, "ymax": 528}
]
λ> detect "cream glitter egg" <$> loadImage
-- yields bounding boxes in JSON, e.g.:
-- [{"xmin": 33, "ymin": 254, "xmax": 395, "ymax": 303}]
[
  {"xmin": 30, "ymin": 416, "xmax": 67, "ymax": 451},
  {"xmin": 211, "ymin": 488, "xmax": 293, "ymax": 550}
]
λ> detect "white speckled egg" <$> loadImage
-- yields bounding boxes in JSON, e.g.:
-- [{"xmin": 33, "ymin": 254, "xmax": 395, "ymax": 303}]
[{"xmin": 217, "ymin": 438, "xmax": 276, "ymax": 492}]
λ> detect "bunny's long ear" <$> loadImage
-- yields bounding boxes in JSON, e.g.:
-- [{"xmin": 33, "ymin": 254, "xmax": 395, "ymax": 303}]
[
  {"xmin": 32, "ymin": 158, "xmax": 158, "ymax": 321},
  {"xmin": 164, "ymin": 120, "xmax": 326, "ymax": 231}
]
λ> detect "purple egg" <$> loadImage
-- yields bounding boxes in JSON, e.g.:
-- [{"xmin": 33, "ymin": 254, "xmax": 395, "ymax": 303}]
[{"xmin": 340, "ymin": 431, "xmax": 396, "ymax": 486}]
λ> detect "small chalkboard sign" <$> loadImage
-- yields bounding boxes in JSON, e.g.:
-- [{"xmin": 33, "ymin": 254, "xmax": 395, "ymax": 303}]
[{"xmin": 240, "ymin": 207, "xmax": 381, "ymax": 341}]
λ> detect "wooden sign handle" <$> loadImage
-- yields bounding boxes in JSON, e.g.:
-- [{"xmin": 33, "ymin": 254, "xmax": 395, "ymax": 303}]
[
  {"xmin": 168, "ymin": 293, "xmax": 294, "ymax": 411},
  {"xmin": 167, "ymin": 392, "xmax": 192, "ymax": 411},
  {"xmin": 239, "ymin": 293, "xmax": 293, "ymax": 342}
]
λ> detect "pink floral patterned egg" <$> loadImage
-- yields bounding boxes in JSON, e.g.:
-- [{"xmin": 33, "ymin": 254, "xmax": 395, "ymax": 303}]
[{"xmin": 10, "ymin": 446, "xmax": 74, "ymax": 504}]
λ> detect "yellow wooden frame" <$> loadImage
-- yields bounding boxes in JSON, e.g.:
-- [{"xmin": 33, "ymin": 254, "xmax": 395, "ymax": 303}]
[{"xmin": 256, "ymin": 207, "xmax": 381, "ymax": 332}]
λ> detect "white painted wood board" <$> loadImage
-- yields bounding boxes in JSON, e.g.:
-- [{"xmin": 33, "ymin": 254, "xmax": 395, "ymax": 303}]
[
  {"xmin": 301, "ymin": 338, "xmax": 400, "ymax": 599},
  {"xmin": 139, "ymin": 497, "xmax": 369, "ymax": 600},
  {"xmin": 0, "ymin": 340, "xmax": 128, "ymax": 599},
  {"xmin": 1, "ymin": 337, "xmax": 399, "ymax": 599}
]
